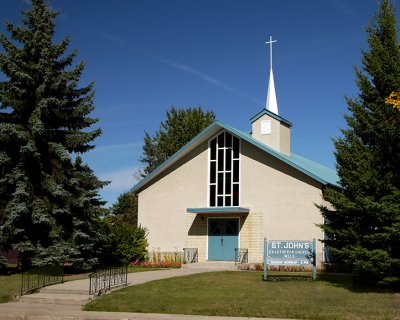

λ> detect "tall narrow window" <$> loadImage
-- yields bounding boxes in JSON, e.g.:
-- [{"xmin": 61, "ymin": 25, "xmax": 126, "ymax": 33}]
[{"xmin": 209, "ymin": 131, "xmax": 240, "ymax": 207}]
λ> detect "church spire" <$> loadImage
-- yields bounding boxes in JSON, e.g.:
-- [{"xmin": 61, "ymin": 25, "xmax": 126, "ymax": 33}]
[{"xmin": 265, "ymin": 36, "xmax": 278, "ymax": 115}]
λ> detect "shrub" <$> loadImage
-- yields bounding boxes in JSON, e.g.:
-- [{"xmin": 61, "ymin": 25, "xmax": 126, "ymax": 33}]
[{"xmin": 112, "ymin": 224, "xmax": 148, "ymax": 263}]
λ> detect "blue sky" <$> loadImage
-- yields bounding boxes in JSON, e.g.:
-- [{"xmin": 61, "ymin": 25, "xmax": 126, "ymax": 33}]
[{"xmin": 1, "ymin": 0, "xmax": 393, "ymax": 206}]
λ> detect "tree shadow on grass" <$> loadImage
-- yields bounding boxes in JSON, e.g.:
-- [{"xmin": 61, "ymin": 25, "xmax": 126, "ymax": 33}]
[
  {"xmin": 263, "ymin": 273, "xmax": 313, "ymax": 282},
  {"xmin": 318, "ymin": 273, "xmax": 399, "ymax": 294}
]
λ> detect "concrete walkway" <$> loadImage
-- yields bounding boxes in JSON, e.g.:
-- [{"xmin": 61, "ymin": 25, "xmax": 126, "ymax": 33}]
[{"xmin": 0, "ymin": 263, "xmax": 291, "ymax": 320}]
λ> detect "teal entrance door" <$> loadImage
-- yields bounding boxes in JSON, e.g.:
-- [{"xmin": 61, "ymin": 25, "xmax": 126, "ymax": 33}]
[{"xmin": 208, "ymin": 218, "xmax": 239, "ymax": 261}]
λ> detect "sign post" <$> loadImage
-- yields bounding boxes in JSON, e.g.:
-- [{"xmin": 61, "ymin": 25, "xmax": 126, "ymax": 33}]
[
  {"xmin": 263, "ymin": 237, "xmax": 267, "ymax": 281},
  {"xmin": 312, "ymin": 238, "xmax": 316, "ymax": 280}
]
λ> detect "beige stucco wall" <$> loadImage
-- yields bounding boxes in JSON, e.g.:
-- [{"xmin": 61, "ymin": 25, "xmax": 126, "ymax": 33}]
[
  {"xmin": 137, "ymin": 140, "xmax": 209, "ymax": 252},
  {"xmin": 137, "ymin": 130, "xmax": 328, "ymax": 267},
  {"xmin": 279, "ymin": 123, "xmax": 291, "ymax": 156},
  {"xmin": 240, "ymin": 140, "xmax": 325, "ymax": 266},
  {"xmin": 251, "ymin": 114, "xmax": 291, "ymax": 156},
  {"xmin": 252, "ymin": 114, "xmax": 280, "ymax": 151}
]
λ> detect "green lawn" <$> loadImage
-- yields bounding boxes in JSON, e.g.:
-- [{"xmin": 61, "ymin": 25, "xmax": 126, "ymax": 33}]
[
  {"xmin": 0, "ymin": 273, "xmax": 21, "ymax": 303},
  {"xmin": 84, "ymin": 271, "xmax": 400, "ymax": 320}
]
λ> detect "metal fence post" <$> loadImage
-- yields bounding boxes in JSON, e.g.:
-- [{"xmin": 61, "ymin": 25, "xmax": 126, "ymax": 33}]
[
  {"xmin": 21, "ymin": 274, "xmax": 24, "ymax": 296},
  {"xmin": 108, "ymin": 268, "xmax": 112, "ymax": 291},
  {"xmin": 234, "ymin": 248, "xmax": 237, "ymax": 265}
]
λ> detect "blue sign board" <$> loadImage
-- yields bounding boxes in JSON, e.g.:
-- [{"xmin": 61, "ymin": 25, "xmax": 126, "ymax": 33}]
[{"xmin": 267, "ymin": 240, "xmax": 312, "ymax": 265}]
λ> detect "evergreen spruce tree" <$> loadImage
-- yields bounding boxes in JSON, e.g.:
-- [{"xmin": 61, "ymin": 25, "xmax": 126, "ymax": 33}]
[
  {"xmin": 140, "ymin": 106, "xmax": 215, "ymax": 176},
  {"xmin": 0, "ymin": 0, "xmax": 107, "ymax": 269},
  {"xmin": 319, "ymin": 0, "xmax": 400, "ymax": 286}
]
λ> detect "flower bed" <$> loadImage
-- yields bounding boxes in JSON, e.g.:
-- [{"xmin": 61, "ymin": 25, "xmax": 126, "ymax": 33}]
[
  {"xmin": 130, "ymin": 260, "xmax": 181, "ymax": 269},
  {"xmin": 238, "ymin": 264, "xmax": 312, "ymax": 272}
]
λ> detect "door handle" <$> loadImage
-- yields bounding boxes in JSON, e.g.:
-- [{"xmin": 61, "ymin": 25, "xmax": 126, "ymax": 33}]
[{"xmin": 221, "ymin": 237, "xmax": 223, "ymax": 246}]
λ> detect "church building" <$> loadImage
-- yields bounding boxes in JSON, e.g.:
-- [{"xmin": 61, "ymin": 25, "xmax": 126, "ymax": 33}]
[{"xmin": 131, "ymin": 37, "xmax": 339, "ymax": 267}]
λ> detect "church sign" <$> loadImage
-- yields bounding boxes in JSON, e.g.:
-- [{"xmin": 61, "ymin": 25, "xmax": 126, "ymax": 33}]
[
  {"xmin": 263, "ymin": 238, "xmax": 317, "ymax": 281},
  {"xmin": 267, "ymin": 240, "xmax": 312, "ymax": 265}
]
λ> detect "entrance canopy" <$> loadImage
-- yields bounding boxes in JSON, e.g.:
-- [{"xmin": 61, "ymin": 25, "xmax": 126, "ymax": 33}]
[{"xmin": 187, "ymin": 207, "xmax": 250, "ymax": 214}]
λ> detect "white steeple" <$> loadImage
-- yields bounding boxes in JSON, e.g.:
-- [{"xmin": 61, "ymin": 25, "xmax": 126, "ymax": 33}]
[{"xmin": 265, "ymin": 36, "xmax": 278, "ymax": 115}]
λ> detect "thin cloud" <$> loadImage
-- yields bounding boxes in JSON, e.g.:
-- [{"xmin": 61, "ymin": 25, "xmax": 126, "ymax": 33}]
[
  {"xmin": 99, "ymin": 32, "xmax": 263, "ymax": 106},
  {"xmin": 329, "ymin": 0, "xmax": 356, "ymax": 18},
  {"xmin": 80, "ymin": 143, "xmax": 142, "ymax": 167},
  {"xmin": 100, "ymin": 167, "xmax": 140, "ymax": 192},
  {"xmin": 100, "ymin": 32, "xmax": 128, "ymax": 46},
  {"xmin": 156, "ymin": 55, "xmax": 263, "ymax": 105},
  {"xmin": 95, "ymin": 142, "xmax": 142, "ymax": 152}
]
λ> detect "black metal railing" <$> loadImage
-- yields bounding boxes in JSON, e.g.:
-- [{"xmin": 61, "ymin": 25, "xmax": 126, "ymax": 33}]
[
  {"xmin": 183, "ymin": 248, "xmax": 198, "ymax": 264},
  {"xmin": 235, "ymin": 248, "xmax": 248, "ymax": 265},
  {"xmin": 89, "ymin": 265, "xmax": 128, "ymax": 295},
  {"xmin": 21, "ymin": 266, "xmax": 64, "ymax": 295}
]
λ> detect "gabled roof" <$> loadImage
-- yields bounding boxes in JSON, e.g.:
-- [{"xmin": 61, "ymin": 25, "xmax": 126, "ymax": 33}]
[
  {"xmin": 131, "ymin": 121, "xmax": 339, "ymax": 194},
  {"xmin": 250, "ymin": 109, "xmax": 292, "ymax": 127}
]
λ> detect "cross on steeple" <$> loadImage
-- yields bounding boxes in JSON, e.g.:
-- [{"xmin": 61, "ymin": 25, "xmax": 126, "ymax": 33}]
[
  {"xmin": 265, "ymin": 35, "xmax": 278, "ymax": 115},
  {"xmin": 265, "ymin": 36, "xmax": 277, "ymax": 70}
]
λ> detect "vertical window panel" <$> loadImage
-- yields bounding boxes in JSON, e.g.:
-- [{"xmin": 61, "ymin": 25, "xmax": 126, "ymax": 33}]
[
  {"xmin": 233, "ymin": 184, "xmax": 239, "ymax": 206},
  {"xmin": 217, "ymin": 173, "xmax": 223, "ymax": 194},
  {"xmin": 210, "ymin": 138, "xmax": 217, "ymax": 160},
  {"xmin": 218, "ymin": 133, "xmax": 224, "ymax": 146},
  {"xmin": 233, "ymin": 137, "xmax": 239, "ymax": 159},
  {"xmin": 210, "ymin": 162, "xmax": 216, "ymax": 183},
  {"xmin": 210, "ymin": 185, "xmax": 216, "ymax": 207},
  {"xmin": 217, "ymin": 196, "xmax": 224, "ymax": 206},
  {"xmin": 218, "ymin": 149, "xmax": 224, "ymax": 171},
  {"xmin": 225, "ymin": 172, "xmax": 231, "ymax": 194},
  {"xmin": 225, "ymin": 196, "xmax": 231, "ymax": 207},
  {"xmin": 225, "ymin": 132, "xmax": 232, "ymax": 147},
  {"xmin": 233, "ymin": 160, "xmax": 239, "ymax": 182},
  {"xmin": 225, "ymin": 149, "xmax": 231, "ymax": 171}
]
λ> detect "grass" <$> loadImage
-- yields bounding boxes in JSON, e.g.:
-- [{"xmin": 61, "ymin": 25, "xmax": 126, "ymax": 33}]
[
  {"xmin": 0, "ymin": 273, "xmax": 21, "ymax": 303},
  {"xmin": 84, "ymin": 271, "xmax": 400, "ymax": 320}
]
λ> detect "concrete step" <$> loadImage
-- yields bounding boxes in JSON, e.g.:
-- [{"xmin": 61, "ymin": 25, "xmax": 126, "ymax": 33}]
[
  {"xmin": 39, "ymin": 287, "xmax": 89, "ymax": 295},
  {"xmin": 18, "ymin": 293, "xmax": 91, "ymax": 306}
]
